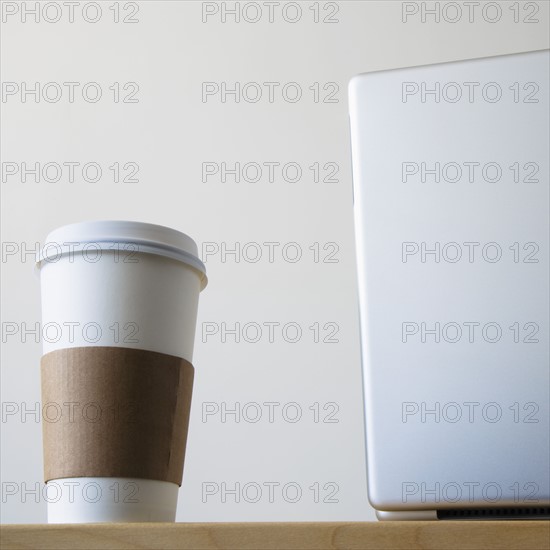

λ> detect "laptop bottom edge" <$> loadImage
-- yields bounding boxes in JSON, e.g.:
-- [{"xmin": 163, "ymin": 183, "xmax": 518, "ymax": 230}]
[{"xmin": 376, "ymin": 507, "xmax": 550, "ymax": 521}]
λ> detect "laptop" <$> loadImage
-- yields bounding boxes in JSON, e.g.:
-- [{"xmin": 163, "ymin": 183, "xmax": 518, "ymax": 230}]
[{"xmin": 349, "ymin": 50, "xmax": 549, "ymax": 520}]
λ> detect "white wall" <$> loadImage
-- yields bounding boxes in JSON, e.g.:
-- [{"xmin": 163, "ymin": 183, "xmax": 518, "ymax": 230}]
[{"xmin": 1, "ymin": 0, "xmax": 548, "ymax": 523}]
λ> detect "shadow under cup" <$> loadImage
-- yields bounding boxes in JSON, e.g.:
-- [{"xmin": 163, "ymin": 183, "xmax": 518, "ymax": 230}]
[{"xmin": 36, "ymin": 221, "xmax": 207, "ymax": 523}]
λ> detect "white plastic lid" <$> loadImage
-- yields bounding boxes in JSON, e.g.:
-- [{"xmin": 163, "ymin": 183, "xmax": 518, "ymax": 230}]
[{"xmin": 36, "ymin": 220, "xmax": 207, "ymax": 289}]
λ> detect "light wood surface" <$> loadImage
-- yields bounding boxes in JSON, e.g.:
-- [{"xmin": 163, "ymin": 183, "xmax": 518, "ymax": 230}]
[{"xmin": 1, "ymin": 521, "xmax": 549, "ymax": 550}]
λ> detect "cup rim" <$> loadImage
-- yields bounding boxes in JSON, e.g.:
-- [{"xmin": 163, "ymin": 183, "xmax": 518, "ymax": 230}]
[{"xmin": 35, "ymin": 220, "xmax": 208, "ymax": 290}]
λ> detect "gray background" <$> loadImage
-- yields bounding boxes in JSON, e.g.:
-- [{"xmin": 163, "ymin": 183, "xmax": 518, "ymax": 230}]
[{"xmin": 1, "ymin": 0, "xmax": 549, "ymax": 523}]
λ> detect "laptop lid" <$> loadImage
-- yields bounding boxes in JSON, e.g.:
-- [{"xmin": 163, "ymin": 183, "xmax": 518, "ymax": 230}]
[{"xmin": 349, "ymin": 50, "xmax": 549, "ymax": 519}]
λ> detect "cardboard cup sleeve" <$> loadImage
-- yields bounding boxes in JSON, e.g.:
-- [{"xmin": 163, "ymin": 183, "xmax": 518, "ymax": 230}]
[{"xmin": 40, "ymin": 347, "xmax": 194, "ymax": 486}]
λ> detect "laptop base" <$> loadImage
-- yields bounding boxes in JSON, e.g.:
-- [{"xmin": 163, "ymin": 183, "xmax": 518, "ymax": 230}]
[{"xmin": 376, "ymin": 508, "xmax": 550, "ymax": 521}]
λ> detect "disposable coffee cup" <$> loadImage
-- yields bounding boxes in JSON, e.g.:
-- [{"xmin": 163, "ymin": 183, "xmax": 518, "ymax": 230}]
[{"xmin": 36, "ymin": 221, "xmax": 207, "ymax": 523}]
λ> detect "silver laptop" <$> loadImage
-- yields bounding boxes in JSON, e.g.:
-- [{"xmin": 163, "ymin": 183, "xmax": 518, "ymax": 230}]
[{"xmin": 349, "ymin": 50, "xmax": 549, "ymax": 520}]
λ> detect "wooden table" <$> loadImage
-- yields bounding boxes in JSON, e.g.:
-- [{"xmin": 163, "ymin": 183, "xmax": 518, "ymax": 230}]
[{"xmin": 1, "ymin": 521, "xmax": 549, "ymax": 549}]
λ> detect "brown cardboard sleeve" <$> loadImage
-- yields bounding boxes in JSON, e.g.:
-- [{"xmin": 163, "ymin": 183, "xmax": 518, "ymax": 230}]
[{"xmin": 40, "ymin": 347, "xmax": 194, "ymax": 486}]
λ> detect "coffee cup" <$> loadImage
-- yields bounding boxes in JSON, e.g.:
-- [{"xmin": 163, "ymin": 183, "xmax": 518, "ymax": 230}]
[{"xmin": 36, "ymin": 220, "xmax": 207, "ymax": 523}]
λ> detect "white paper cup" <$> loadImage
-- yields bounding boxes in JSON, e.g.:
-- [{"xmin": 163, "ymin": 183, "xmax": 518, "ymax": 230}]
[{"xmin": 36, "ymin": 221, "xmax": 207, "ymax": 523}]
